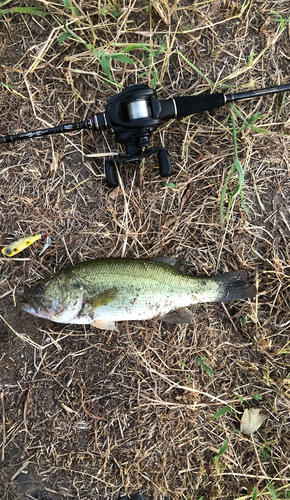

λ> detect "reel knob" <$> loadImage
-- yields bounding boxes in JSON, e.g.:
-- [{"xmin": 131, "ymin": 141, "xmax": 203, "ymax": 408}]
[
  {"xmin": 158, "ymin": 149, "xmax": 172, "ymax": 177},
  {"xmin": 105, "ymin": 159, "xmax": 119, "ymax": 188}
]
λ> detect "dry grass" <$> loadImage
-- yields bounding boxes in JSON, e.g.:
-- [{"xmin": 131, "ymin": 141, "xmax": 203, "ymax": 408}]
[{"xmin": 0, "ymin": 1, "xmax": 290, "ymax": 499}]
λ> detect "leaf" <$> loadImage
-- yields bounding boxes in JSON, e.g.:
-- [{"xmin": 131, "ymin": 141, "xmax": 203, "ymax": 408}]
[
  {"xmin": 234, "ymin": 158, "xmax": 244, "ymax": 189},
  {"xmin": 248, "ymin": 112, "xmax": 267, "ymax": 123},
  {"xmin": 252, "ymin": 485, "xmax": 258, "ymax": 500},
  {"xmin": 240, "ymin": 408, "xmax": 266, "ymax": 435},
  {"xmin": 100, "ymin": 54, "xmax": 111, "ymax": 78},
  {"xmin": 0, "ymin": 0, "xmax": 13, "ymax": 8},
  {"xmin": 212, "ymin": 406, "xmax": 231, "ymax": 419},
  {"xmin": 91, "ymin": 47, "xmax": 102, "ymax": 59},
  {"xmin": 240, "ymin": 189, "xmax": 249, "ymax": 218},
  {"xmin": 213, "ymin": 440, "xmax": 228, "ymax": 461},
  {"xmin": 59, "ymin": 25, "xmax": 84, "ymax": 45},
  {"xmin": 253, "ymin": 393, "xmax": 262, "ymax": 400},
  {"xmin": 262, "ymin": 448, "xmax": 270, "ymax": 460},
  {"xmin": 58, "ymin": 32, "xmax": 71, "ymax": 45},
  {"xmin": 249, "ymin": 125, "xmax": 269, "ymax": 135},
  {"xmin": 277, "ymin": 91, "xmax": 287, "ymax": 118},
  {"xmin": 11, "ymin": 6, "xmax": 49, "ymax": 16},
  {"xmin": 267, "ymin": 483, "xmax": 277, "ymax": 500},
  {"xmin": 112, "ymin": 4, "xmax": 121, "ymax": 17},
  {"xmin": 196, "ymin": 356, "xmax": 213, "ymax": 376},
  {"xmin": 219, "ymin": 163, "xmax": 235, "ymax": 222},
  {"xmin": 120, "ymin": 43, "xmax": 153, "ymax": 53},
  {"xmin": 0, "ymin": 82, "xmax": 15, "ymax": 88},
  {"xmin": 110, "ymin": 54, "xmax": 135, "ymax": 64},
  {"xmin": 202, "ymin": 364, "xmax": 213, "ymax": 376},
  {"xmin": 177, "ymin": 52, "xmax": 214, "ymax": 87}
]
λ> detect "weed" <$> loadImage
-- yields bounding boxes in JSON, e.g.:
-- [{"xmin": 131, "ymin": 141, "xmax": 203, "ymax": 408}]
[
  {"xmin": 212, "ymin": 406, "xmax": 232, "ymax": 419},
  {"xmin": 252, "ymin": 486, "xmax": 258, "ymax": 500},
  {"xmin": 196, "ymin": 356, "xmax": 213, "ymax": 376},
  {"xmin": 0, "ymin": 2, "xmax": 49, "ymax": 17},
  {"xmin": 267, "ymin": 483, "xmax": 277, "ymax": 500},
  {"xmin": 220, "ymin": 104, "xmax": 248, "ymax": 223},
  {"xmin": 213, "ymin": 440, "xmax": 228, "ymax": 461},
  {"xmin": 58, "ymin": 25, "xmax": 135, "ymax": 81}
]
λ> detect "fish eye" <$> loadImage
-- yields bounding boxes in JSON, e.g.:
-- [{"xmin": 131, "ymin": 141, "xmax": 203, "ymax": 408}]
[{"xmin": 35, "ymin": 283, "xmax": 45, "ymax": 294}]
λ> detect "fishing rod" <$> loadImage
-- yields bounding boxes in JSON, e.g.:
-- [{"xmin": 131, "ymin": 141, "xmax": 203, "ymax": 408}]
[{"xmin": 1, "ymin": 82, "xmax": 290, "ymax": 187}]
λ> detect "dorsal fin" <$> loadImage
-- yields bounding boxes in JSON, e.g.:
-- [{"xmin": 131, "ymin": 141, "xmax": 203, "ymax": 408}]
[{"xmin": 148, "ymin": 257, "xmax": 182, "ymax": 273}]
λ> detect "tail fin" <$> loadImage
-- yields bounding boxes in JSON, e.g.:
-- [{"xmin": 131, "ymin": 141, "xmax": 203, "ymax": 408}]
[{"xmin": 214, "ymin": 270, "xmax": 256, "ymax": 302}]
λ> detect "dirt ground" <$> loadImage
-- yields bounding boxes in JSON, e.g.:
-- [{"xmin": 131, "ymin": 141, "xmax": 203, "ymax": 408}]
[{"xmin": 0, "ymin": 1, "xmax": 290, "ymax": 499}]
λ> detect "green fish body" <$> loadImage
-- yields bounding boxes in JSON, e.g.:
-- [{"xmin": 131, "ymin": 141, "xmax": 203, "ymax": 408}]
[{"xmin": 19, "ymin": 258, "xmax": 256, "ymax": 331}]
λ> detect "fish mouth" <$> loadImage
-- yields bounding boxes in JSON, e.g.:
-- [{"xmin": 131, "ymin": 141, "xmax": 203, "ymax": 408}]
[
  {"xmin": 18, "ymin": 300, "xmax": 39, "ymax": 316},
  {"xmin": 18, "ymin": 297, "xmax": 72, "ymax": 322},
  {"xmin": 18, "ymin": 298, "xmax": 49, "ymax": 318},
  {"xmin": 18, "ymin": 300, "xmax": 31, "ymax": 311}
]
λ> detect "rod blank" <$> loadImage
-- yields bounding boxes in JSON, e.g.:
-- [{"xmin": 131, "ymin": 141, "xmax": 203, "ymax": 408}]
[
  {"xmin": 225, "ymin": 83, "xmax": 290, "ymax": 103},
  {"xmin": 0, "ymin": 113, "xmax": 108, "ymax": 145}
]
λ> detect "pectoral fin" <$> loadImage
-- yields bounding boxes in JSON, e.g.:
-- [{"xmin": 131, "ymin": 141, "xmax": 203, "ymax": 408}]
[
  {"xmin": 92, "ymin": 319, "xmax": 119, "ymax": 332},
  {"xmin": 88, "ymin": 287, "xmax": 118, "ymax": 309},
  {"xmin": 159, "ymin": 307, "xmax": 193, "ymax": 325}
]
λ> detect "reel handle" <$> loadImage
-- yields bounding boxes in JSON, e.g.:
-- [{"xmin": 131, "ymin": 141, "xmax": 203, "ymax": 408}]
[{"xmin": 104, "ymin": 147, "xmax": 172, "ymax": 188}]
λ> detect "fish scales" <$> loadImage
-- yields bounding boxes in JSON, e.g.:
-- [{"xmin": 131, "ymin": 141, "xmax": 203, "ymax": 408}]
[
  {"xmin": 55, "ymin": 258, "xmax": 214, "ymax": 322},
  {"xmin": 19, "ymin": 258, "xmax": 256, "ymax": 330}
]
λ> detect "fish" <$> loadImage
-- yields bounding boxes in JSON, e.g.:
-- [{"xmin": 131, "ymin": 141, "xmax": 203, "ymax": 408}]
[{"xmin": 19, "ymin": 257, "xmax": 256, "ymax": 331}]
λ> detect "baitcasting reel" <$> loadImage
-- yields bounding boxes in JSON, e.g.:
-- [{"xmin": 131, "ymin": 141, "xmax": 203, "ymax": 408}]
[
  {"xmin": 101, "ymin": 84, "xmax": 172, "ymax": 187},
  {"xmin": 1, "ymin": 82, "xmax": 290, "ymax": 187}
]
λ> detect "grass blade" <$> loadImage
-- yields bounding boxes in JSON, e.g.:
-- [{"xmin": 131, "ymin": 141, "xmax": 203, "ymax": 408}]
[
  {"xmin": 267, "ymin": 483, "xmax": 277, "ymax": 500},
  {"xmin": 220, "ymin": 163, "xmax": 235, "ymax": 222},
  {"xmin": 277, "ymin": 91, "xmax": 287, "ymax": 119},
  {"xmin": 212, "ymin": 406, "xmax": 231, "ymax": 419},
  {"xmin": 177, "ymin": 52, "xmax": 214, "ymax": 87},
  {"xmin": 213, "ymin": 440, "xmax": 228, "ymax": 461},
  {"xmin": 11, "ymin": 6, "xmax": 49, "ymax": 16},
  {"xmin": 252, "ymin": 485, "xmax": 258, "ymax": 500},
  {"xmin": 110, "ymin": 54, "xmax": 135, "ymax": 64}
]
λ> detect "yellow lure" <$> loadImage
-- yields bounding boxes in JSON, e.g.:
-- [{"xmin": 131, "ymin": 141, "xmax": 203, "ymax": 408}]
[{"xmin": 1, "ymin": 234, "xmax": 42, "ymax": 257}]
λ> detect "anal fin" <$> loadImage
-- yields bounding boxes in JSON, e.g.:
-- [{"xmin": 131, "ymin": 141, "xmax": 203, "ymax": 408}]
[
  {"xmin": 92, "ymin": 319, "xmax": 119, "ymax": 332},
  {"xmin": 159, "ymin": 307, "xmax": 193, "ymax": 325}
]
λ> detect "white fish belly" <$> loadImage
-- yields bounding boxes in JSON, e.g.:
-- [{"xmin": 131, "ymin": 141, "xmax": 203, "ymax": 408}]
[{"xmin": 70, "ymin": 282, "xmax": 196, "ymax": 324}]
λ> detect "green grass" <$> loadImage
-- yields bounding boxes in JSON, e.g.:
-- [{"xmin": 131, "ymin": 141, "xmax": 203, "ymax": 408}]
[{"xmin": 0, "ymin": 1, "xmax": 50, "ymax": 17}]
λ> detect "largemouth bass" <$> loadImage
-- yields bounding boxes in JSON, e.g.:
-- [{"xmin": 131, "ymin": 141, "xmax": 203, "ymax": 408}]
[{"xmin": 19, "ymin": 257, "xmax": 256, "ymax": 331}]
